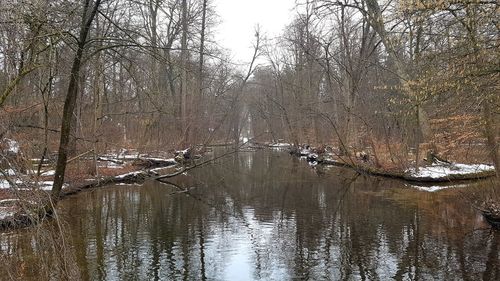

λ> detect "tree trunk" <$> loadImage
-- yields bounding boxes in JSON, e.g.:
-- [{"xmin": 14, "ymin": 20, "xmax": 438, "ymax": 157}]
[
  {"xmin": 149, "ymin": 0, "xmax": 159, "ymax": 93},
  {"xmin": 195, "ymin": 0, "xmax": 207, "ymax": 145},
  {"xmin": 51, "ymin": 0, "xmax": 102, "ymax": 202},
  {"xmin": 180, "ymin": 0, "xmax": 188, "ymax": 145},
  {"xmin": 484, "ymin": 101, "xmax": 499, "ymax": 178}
]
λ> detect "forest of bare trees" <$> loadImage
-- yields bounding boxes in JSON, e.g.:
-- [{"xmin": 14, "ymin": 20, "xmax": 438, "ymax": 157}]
[
  {"xmin": 248, "ymin": 0, "xmax": 498, "ymax": 172},
  {"xmin": 0, "ymin": 0, "xmax": 498, "ymax": 216},
  {"xmin": 0, "ymin": 0, "xmax": 499, "ymax": 279}
]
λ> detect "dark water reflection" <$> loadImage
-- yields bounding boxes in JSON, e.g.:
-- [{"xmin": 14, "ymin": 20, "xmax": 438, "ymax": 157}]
[{"xmin": 2, "ymin": 149, "xmax": 500, "ymax": 280}]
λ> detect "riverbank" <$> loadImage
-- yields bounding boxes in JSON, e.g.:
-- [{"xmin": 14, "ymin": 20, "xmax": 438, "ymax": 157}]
[
  {"xmin": 266, "ymin": 142, "xmax": 496, "ymax": 183},
  {"xmin": 266, "ymin": 142, "xmax": 499, "ymax": 229},
  {"xmin": 0, "ymin": 150, "xmax": 181, "ymax": 231}
]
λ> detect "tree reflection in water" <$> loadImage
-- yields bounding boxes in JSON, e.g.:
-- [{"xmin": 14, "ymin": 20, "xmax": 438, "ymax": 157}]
[{"xmin": 1, "ymin": 149, "xmax": 498, "ymax": 280}]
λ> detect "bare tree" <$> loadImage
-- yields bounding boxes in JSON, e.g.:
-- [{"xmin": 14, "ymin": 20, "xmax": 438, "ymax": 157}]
[{"xmin": 52, "ymin": 0, "xmax": 103, "ymax": 201}]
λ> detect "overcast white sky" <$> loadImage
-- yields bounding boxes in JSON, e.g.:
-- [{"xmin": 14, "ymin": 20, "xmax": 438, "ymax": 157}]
[{"xmin": 214, "ymin": 0, "xmax": 296, "ymax": 64}]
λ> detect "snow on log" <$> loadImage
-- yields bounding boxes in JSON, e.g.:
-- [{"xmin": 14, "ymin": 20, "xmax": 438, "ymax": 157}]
[
  {"xmin": 318, "ymin": 157, "xmax": 496, "ymax": 183},
  {"xmin": 268, "ymin": 142, "xmax": 291, "ymax": 149},
  {"xmin": 405, "ymin": 163, "xmax": 494, "ymax": 179},
  {"xmin": 133, "ymin": 157, "xmax": 177, "ymax": 168},
  {"xmin": 97, "ymin": 157, "xmax": 125, "ymax": 165}
]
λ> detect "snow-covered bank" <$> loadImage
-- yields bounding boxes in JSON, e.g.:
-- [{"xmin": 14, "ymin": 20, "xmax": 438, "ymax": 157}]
[
  {"xmin": 0, "ymin": 179, "xmax": 68, "ymax": 191},
  {"xmin": 1, "ymin": 150, "xmax": 178, "ymax": 191},
  {"xmin": 0, "ymin": 154, "xmax": 180, "ymax": 231},
  {"xmin": 321, "ymin": 157, "xmax": 496, "ymax": 182},
  {"xmin": 406, "ymin": 183, "xmax": 469, "ymax": 192},
  {"xmin": 406, "ymin": 163, "xmax": 494, "ymax": 179},
  {"xmin": 280, "ymin": 145, "xmax": 496, "ymax": 183}
]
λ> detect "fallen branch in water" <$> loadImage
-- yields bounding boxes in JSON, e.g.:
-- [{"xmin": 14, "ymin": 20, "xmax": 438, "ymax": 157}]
[
  {"xmin": 155, "ymin": 149, "xmax": 238, "ymax": 180},
  {"xmin": 154, "ymin": 134, "xmax": 262, "ymax": 181}
]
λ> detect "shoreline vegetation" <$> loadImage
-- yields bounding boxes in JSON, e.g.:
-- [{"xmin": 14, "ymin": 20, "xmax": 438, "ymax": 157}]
[{"xmin": 266, "ymin": 143, "xmax": 496, "ymax": 183}]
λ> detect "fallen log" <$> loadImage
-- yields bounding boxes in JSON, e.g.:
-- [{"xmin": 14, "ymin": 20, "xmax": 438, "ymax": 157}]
[
  {"xmin": 97, "ymin": 156, "xmax": 124, "ymax": 165},
  {"xmin": 133, "ymin": 157, "xmax": 177, "ymax": 168}
]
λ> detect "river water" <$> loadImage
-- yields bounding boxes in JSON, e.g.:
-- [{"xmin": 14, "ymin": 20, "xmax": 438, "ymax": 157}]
[{"xmin": 1, "ymin": 149, "xmax": 499, "ymax": 280}]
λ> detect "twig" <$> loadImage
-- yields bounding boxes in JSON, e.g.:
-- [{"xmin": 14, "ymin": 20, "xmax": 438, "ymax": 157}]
[{"xmin": 66, "ymin": 149, "xmax": 94, "ymax": 164}]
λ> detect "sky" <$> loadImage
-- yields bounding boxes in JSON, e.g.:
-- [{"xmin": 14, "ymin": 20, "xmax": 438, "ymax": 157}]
[{"xmin": 214, "ymin": 0, "xmax": 296, "ymax": 65}]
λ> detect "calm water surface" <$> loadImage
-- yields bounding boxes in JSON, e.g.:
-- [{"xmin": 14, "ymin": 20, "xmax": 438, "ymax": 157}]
[{"xmin": 2, "ymin": 149, "xmax": 499, "ymax": 280}]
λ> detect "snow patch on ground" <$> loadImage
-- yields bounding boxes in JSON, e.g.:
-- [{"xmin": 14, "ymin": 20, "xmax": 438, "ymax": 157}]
[
  {"xmin": 101, "ymin": 149, "xmax": 140, "ymax": 160},
  {"xmin": 31, "ymin": 181, "xmax": 68, "ymax": 191},
  {"xmin": 0, "ymin": 198, "xmax": 36, "ymax": 206},
  {"xmin": 406, "ymin": 163, "xmax": 494, "ymax": 179},
  {"xmin": 37, "ymin": 181, "xmax": 54, "ymax": 190},
  {"xmin": 268, "ymin": 143, "xmax": 291, "ymax": 149},
  {"xmin": 98, "ymin": 161, "xmax": 124, "ymax": 169},
  {"xmin": 300, "ymin": 149, "xmax": 311, "ymax": 156},
  {"xmin": 407, "ymin": 183, "xmax": 469, "ymax": 192},
  {"xmin": 0, "ymin": 179, "xmax": 67, "ymax": 190},
  {"xmin": 5, "ymin": 139, "xmax": 19, "ymax": 154},
  {"xmin": 0, "ymin": 180, "xmax": 12, "ymax": 189},
  {"xmin": 6, "ymin": 169, "xmax": 56, "ymax": 177},
  {"xmin": 40, "ymin": 170, "xmax": 55, "ymax": 176},
  {"xmin": 0, "ymin": 209, "xmax": 14, "ymax": 220},
  {"xmin": 2, "ymin": 169, "xmax": 17, "ymax": 176}
]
